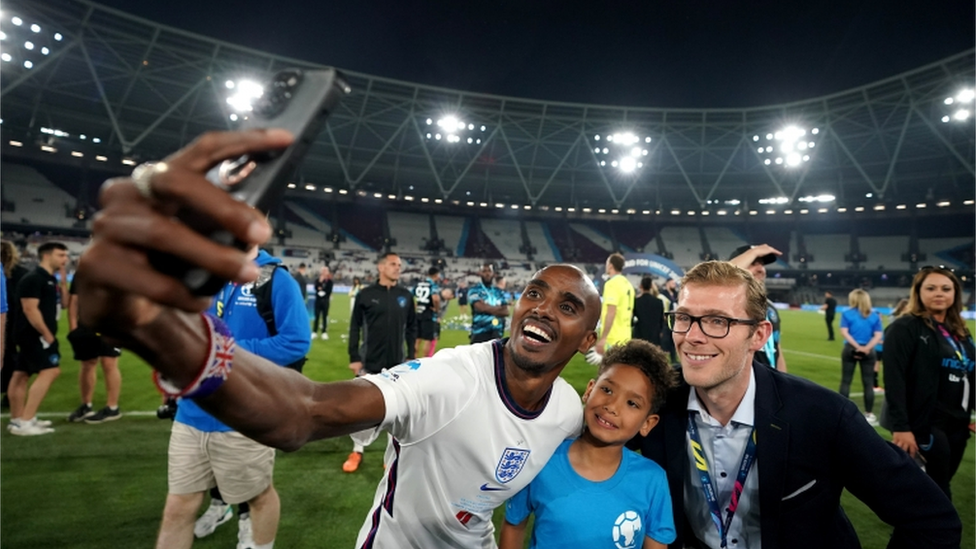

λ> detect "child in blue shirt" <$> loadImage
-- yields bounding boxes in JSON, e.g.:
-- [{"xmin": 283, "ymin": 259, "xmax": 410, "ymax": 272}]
[{"xmin": 500, "ymin": 339, "xmax": 677, "ymax": 549}]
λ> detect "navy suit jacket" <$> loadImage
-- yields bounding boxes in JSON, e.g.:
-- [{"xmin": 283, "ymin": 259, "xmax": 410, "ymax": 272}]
[{"xmin": 630, "ymin": 361, "xmax": 961, "ymax": 549}]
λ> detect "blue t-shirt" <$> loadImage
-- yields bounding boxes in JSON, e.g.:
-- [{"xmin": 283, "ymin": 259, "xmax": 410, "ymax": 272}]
[
  {"xmin": 468, "ymin": 281, "xmax": 507, "ymax": 336},
  {"xmin": 840, "ymin": 308, "xmax": 883, "ymax": 345},
  {"xmin": 0, "ymin": 262, "xmax": 7, "ymax": 314},
  {"xmin": 176, "ymin": 251, "xmax": 311, "ymax": 432},
  {"xmin": 505, "ymin": 438, "xmax": 675, "ymax": 549}
]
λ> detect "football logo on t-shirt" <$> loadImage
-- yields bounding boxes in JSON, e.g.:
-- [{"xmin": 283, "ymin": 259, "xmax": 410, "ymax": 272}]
[
  {"xmin": 612, "ymin": 510, "xmax": 642, "ymax": 549},
  {"xmin": 494, "ymin": 447, "xmax": 530, "ymax": 483}
]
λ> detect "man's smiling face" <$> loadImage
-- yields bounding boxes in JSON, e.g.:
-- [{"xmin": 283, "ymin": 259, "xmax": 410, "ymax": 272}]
[
  {"xmin": 507, "ymin": 265, "xmax": 600, "ymax": 375},
  {"xmin": 674, "ymin": 282, "xmax": 769, "ymax": 392}
]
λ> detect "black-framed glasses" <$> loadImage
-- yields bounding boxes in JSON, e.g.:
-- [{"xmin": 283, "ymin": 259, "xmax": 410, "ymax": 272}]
[{"xmin": 665, "ymin": 312, "xmax": 759, "ymax": 339}]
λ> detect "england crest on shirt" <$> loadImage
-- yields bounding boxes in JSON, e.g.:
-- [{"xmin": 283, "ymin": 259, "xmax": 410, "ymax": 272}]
[{"xmin": 495, "ymin": 447, "xmax": 530, "ymax": 483}]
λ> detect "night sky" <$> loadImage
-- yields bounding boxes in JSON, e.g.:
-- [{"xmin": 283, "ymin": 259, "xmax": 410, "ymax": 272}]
[{"xmin": 98, "ymin": 1, "xmax": 975, "ymax": 108}]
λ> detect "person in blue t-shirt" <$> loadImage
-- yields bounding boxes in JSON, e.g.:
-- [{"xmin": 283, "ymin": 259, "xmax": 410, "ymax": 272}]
[
  {"xmin": 157, "ymin": 246, "xmax": 310, "ymax": 549},
  {"xmin": 500, "ymin": 339, "xmax": 677, "ymax": 549},
  {"xmin": 468, "ymin": 262, "xmax": 509, "ymax": 343},
  {"xmin": 838, "ymin": 289, "xmax": 884, "ymax": 426}
]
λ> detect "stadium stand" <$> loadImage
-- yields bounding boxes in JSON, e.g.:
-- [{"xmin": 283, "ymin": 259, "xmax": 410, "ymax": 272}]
[
  {"xmin": 480, "ymin": 218, "xmax": 524, "ymax": 259},
  {"xmin": 522, "ymin": 220, "xmax": 559, "ymax": 262},
  {"xmin": 612, "ymin": 220, "xmax": 656, "ymax": 253},
  {"xmin": 283, "ymin": 201, "xmax": 373, "ymax": 252},
  {"xmin": 703, "ymin": 226, "xmax": 749, "ymax": 262},
  {"xmin": 569, "ymin": 223, "xmax": 613, "ymax": 254},
  {"xmin": 804, "ymin": 234, "xmax": 850, "ymax": 270},
  {"xmin": 337, "ymin": 204, "xmax": 385, "ymax": 252},
  {"xmin": 388, "ymin": 211, "xmax": 432, "ymax": 254},
  {"xmin": 659, "ymin": 226, "xmax": 703, "ymax": 270},
  {"xmin": 920, "ymin": 237, "xmax": 976, "ymax": 269},
  {"xmin": 1, "ymin": 164, "xmax": 80, "ymax": 230},
  {"xmin": 434, "ymin": 215, "xmax": 468, "ymax": 257},
  {"xmin": 859, "ymin": 236, "xmax": 911, "ymax": 270},
  {"xmin": 462, "ymin": 218, "xmax": 505, "ymax": 259}
]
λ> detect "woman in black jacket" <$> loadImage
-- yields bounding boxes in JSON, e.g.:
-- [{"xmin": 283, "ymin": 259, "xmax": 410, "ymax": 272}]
[{"xmin": 883, "ymin": 266, "xmax": 974, "ymax": 499}]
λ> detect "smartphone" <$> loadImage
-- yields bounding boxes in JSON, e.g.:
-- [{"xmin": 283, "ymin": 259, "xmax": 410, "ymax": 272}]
[{"xmin": 148, "ymin": 68, "xmax": 350, "ymax": 295}]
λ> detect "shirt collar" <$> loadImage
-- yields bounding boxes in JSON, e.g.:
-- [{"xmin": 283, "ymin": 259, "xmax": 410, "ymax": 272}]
[{"xmin": 686, "ymin": 365, "xmax": 756, "ymax": 428}]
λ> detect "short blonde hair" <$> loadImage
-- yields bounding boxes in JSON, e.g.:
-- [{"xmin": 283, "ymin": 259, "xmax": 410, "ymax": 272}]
[
  {"xmin": 681, "ymin": 261, "xmax": 767, "ymax": 323},
  {"xmin": 847, "ymin": 289, "xmax": 873, "ymax": 318}
]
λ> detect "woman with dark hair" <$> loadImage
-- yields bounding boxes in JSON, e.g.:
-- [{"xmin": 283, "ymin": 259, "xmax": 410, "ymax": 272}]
[{"xmin": 883, "ymin": 266, "xmax": 974, "ymax": 499}]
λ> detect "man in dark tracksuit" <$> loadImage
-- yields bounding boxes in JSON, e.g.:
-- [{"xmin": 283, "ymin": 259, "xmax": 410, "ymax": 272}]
[
  {"xmin": 343, "ymin": 252, "xmax": 417, "ymax": 472},
  {"xmin": 313, "ymin": 266, "xmax": 334, "ymax": 340}
]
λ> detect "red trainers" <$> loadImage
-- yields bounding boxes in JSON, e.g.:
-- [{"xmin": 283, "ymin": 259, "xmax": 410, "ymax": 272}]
[{"xmin": 342, "ymin": 451, "xmax": 363, "ymax": 473}]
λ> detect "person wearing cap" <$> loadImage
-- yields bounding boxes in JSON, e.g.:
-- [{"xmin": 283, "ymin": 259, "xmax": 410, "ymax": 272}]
[{"xmin": 728, "ymin": 244, "xmax": 786, "ymax": 372}]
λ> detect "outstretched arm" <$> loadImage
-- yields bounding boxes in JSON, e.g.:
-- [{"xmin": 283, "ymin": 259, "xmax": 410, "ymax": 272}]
[
  {"xmin": 728, "ymin": 243, "xmax": 781, "ymax": 270},
  {"xmin": 75, "ymin": 129, "xmax": 386, "ymax": 451}
]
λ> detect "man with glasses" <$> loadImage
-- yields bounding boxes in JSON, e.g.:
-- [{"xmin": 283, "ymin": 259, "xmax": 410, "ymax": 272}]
[{"xmin": 628, "ymin": 260, "xmax": 960, "ymax": 549}]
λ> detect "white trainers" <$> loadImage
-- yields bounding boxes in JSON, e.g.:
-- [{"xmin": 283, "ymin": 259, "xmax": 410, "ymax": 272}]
[
  {"xmin": 194, "ymin": 500, "xmax": 232, "ymax": 538},
  {"xmin": 9, "ymin": 418, "xmax": 55, "ymax": 436},
  {"xmin": 864, "ymin": 412, "xmax": 879, "ymax": 427},
  {"xmin": 237, "ymin": 515, "xmax": 254, "ymax": 549}
]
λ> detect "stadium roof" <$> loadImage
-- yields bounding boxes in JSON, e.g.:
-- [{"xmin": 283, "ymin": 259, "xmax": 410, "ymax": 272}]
[{"xmin": 2, "ymin": 0, "xmax": 974, "ymax": 213}]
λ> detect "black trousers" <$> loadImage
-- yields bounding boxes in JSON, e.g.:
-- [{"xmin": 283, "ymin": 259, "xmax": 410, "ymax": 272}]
[
  {"xmin": 825, "ymin": 314, "xmax": 835, "ymax": 340},
  {"xmin": 314, "ymin": 299, "xmax": 330, "ymax": 333},
  {"xmin": 922, "ymin": 421, "xmax": 971, "ymax": 500},
  {"xmin": 839, "ymin": 344, "xmax": 877, "ymax": 413}
]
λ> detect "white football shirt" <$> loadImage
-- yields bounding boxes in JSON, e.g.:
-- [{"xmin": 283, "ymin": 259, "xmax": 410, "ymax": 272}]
[{"xmin": 355, "ymin": 339, "xmax": 583, "ymax": 548}]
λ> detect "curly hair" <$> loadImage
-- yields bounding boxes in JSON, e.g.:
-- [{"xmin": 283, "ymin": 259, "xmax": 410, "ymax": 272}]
[
  {"xmin": 1, "ymin": 240, "xmax": 19, "ymax": 278},
  {"xmin": 599, "ymin": 339, "xmax": 677, "ymax": 414}
]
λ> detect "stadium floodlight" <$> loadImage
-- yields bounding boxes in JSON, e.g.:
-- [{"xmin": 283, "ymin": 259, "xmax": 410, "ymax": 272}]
[
  {"xmin": 0, "ymin": 12, "xmax": 64, "ymax": 74},
  {"xmin": 797, "ymin": 194, "xmax": 835, "ymax": 203},
  {"xmin": 758, "ymin": 197, "xmax": 789, "ymax": 205},
  {"xmin": 425, "ymin": 115, "xmax": 487, "ymax": 145},
  {"xmin": 225, "ymin": 79, "xmax": 263, "ymax": 113},
  {"xmin": 756, "ymin": 124, "xmax": 817, "ymax": 168},
  {"xmin": 942, "ymin": 88, "xmax": 975, "ymax": 123},
  {"xmin": 593, "ymin": 131, "xmax": 651, "ymax": 174}
]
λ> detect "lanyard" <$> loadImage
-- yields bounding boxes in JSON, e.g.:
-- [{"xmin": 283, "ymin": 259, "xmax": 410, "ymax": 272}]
[
  {"xmin": 935, "ymin": 325, "xmax": 974, "ymax": 371},
  {"xmin": 936, "ymin": 325, "xmax": 974, "ymax": 411},
  {"xmin": 687, "ymin": 412, "xmax": 757, "ymax": 549}
]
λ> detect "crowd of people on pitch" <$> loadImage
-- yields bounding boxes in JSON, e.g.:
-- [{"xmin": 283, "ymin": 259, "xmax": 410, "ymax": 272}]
[
  {"xmin": 2, "ymin": 130, "xmax": 973, "ymax": 549},
  {"xmin": 1, "ymin": 239, "xmax": 124, "ymax": 436}
]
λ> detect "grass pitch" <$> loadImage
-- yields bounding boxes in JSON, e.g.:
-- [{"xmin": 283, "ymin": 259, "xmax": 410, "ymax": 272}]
[{"xmin": 1, "ymin": 297, "xmax": 973, "ymax": 548}]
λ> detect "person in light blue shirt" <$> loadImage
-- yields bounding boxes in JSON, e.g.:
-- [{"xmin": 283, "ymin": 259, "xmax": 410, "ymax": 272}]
[
  {"xmin": 501, "ymin": 340, "xmax": 677, "ymax": 549},
  {"xmin": 839, "ymin": 289, "xmax": 884, "ymax": 425},
  {"xmin": 158, "ymin": 247, "xmax": 310, "ymax": 549}
]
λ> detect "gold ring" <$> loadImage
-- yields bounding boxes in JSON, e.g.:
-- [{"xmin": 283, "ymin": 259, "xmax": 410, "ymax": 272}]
[{"xmin": 131, "ymin": 161, "xmax": 168, "ymax": 200}]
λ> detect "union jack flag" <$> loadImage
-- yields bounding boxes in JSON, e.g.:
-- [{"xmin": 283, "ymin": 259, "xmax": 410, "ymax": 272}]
[{"xmin": 212, "ymin": 336, "xmax": 236, "ymax": 378}]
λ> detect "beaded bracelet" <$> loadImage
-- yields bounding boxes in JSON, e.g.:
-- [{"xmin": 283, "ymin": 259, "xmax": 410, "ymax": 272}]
[{"xmin": 153, "ymin": 312, "xmax": 236, "ymax": 399}]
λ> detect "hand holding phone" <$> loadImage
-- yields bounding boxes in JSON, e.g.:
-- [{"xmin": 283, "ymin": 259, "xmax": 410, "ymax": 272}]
[{"xmin": 148, "ymin": 68, "xmax": 350, "ymax": 296}]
